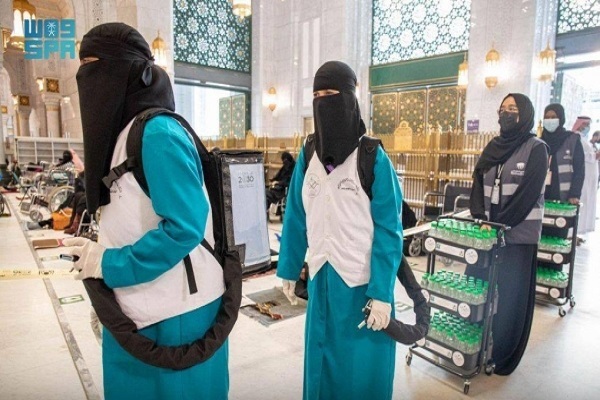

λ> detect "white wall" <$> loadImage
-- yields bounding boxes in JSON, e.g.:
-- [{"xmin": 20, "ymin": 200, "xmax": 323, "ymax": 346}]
[
  {"xmin": 465, "ymin": 0, "xmax": 559, "ymax": 132},
  {"xmin": 252, "ymin": 0, "xmax": 371, "ymax": 138}
]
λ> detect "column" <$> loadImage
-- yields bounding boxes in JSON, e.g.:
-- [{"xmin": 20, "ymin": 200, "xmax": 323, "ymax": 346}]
[
  {"xmin": 42, "ymin": 93, "xmax": 62, "ymax": 137},
  {"xmin": 0, "ymin": 61, "xmax": 6, "ymax": 164},
  {"xmin": 465, "ymin": 0, "xmax": 559, "ymax": 132},
  {"xmin": 15, "ymin": 99, "xmax": 31, "ymax": 137}
]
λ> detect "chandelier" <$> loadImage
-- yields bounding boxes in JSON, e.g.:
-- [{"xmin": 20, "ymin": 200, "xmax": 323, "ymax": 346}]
[{"xmin": 9, "ymin": 0, "xmax": 37, "ymax": 50}]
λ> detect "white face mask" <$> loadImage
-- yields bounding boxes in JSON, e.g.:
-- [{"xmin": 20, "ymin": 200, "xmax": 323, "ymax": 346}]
[
  {"xmin": 581, "ymin": 126, "xmax": 591, "ymax": 137},
  {"xmin": 543, "ymin": 118, "xmax": 560, "ymax": 133}
]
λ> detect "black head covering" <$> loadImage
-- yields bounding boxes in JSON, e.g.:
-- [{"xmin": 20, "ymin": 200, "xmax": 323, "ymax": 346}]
[
  {"xmin": 281, "ymin": 151, "xmax": 294, "ymax": 165},
  {"xmin": 474, "ymin": 93, "xmax": 535, "ymax": 176},
  {"xmin": 76, "ymin": 23, "xmax": 175, "ymax": 214},
  {"xmin": 312, "ymin": 61, "xmax": 366, "ymax": 168},
  {"xmin": 57, "ymin": 150, "xmax": 73, "ymax": 166},
  {"xmin": 541, "ymin": 103, "xmax": 572, "ymax": 156}
]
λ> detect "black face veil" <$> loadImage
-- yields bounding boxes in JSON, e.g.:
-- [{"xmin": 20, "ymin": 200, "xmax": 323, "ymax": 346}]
[
  {"xmin": 76, "ymin": 23, "xmax": 175, "ymax": 214},
  {"xmin": 312, "ymin": 61, "xmax": 366, "ymax": 168}
]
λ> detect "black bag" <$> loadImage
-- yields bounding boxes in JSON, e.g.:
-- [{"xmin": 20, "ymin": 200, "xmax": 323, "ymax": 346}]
[{"xmin": 84, "ymin": 108, "xmax": 242, "ymax": 370}]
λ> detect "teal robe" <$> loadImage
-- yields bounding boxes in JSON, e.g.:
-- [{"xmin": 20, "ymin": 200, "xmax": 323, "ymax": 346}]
[
  {"xmin": 277, "ymin": 146, "xmax": 403, "ymax": 400},
  {"xmin": 100, "ymin": 116, "xmax": 228, "ymax": 400}
]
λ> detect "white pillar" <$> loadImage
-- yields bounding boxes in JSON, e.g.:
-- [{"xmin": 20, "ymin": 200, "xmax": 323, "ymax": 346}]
[
  {"xmin": 16, "ymin": 101, "xmax": 31, "ymax": 137},
  {"xmin": 42, "ymin": 93, "xmax": 62, "ymax": 137},
  {"xmin": 465, "ymin": 0, "xmax": 559, "ymax": 132}
]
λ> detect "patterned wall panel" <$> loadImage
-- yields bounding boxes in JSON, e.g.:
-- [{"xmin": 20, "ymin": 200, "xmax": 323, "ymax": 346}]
[
  {"xmin": 558, "ymin": 0, "xmax": 600, "ymax": 34},
  {"xmin": 427, "ymin": 87, "xmax": 466, "ymax": 131},
  {"xmin": 372, "ymin": 0, "xmax": 471, "ymax": 65},
  {"xmin": 397, "ymin": 90, "xmax": 427, "ymax": 134},
  {"xmin": 231, "ymin": 94, "xmax": 246, "ymax": 138},
  {"xmin": 219, "ymin": 97, "xmax": 232, "ymax": 138},
  {"xmin": 372, "ymin": 93, "xmax": 397, "ymax": 135},
  {"xmin": 174, "ymin": 0, "xmax": 251, "ymax": 72}
]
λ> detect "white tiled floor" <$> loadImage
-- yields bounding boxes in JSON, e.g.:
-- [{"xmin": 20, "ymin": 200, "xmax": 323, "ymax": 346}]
[{"xmin": 1, "ymin": 190, "xmax": 600, "ymax": 399}]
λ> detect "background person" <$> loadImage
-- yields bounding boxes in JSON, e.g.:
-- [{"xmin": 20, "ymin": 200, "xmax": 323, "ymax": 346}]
[
  {"xmin": 469, "ymin": 93, "xmax": 548, "ymax": 376},
  {"xmin": 572, "ymin": 117, "xmax": 598, "ymax": 235},
  {"xmin": 266, "ymin": 151, "xmax": 295, "ymax": 210}
]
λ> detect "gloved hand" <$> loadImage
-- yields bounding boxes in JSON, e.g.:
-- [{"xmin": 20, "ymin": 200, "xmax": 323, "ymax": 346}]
[
  {"xmin": 282, "ymin": 279, "xmax": 298, "ymax": 305},
  {"xmin": 62, "ymin": 237, "xmax": 104, "ymax": 280},
  {"xmin": 367, "ymin": 299, "xmax": 392, "ymax": 331}
]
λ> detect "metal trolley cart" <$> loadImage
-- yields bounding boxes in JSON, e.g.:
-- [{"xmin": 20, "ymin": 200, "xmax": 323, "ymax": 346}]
[
  {"xmin": 535, "ymin": 202, "xmax": 579, "ymax": 317},
  {"xmin": 406, "ymin": 216, "xmax": 509, "ymax": 395}
]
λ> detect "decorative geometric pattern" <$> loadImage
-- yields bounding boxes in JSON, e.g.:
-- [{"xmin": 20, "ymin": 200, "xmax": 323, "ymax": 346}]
[
  {"xmin": 557, "ymin": 0, "xmax": 600, "ymax": 34},
  {"xmin": 427, "ymin": 87, "xmax": 466, "ymax": 131},
  {"xmin": 372, "ymin": 93, "xmax": 397, "ymax": 135},
  {"xmin": 219, "ymin": 94, "xmax": 247, "ymax": 138},
  {"xmin": 174, "ymin": 0, "xmax": 251, "ymax": 72},
  {"xmin": 372, "ymin": 0, "xmax": 471, "ymax": 65},
  {"xmin": 397, "ymin": 90, "xmax": 427, "ymax": 134},
  {"xmin": 219, "ymin": 97, "xmax": 232, "ymax": 138},
  {"xmin": 231, "ymin": 94, "xmax": 246, "ymax": 138}
]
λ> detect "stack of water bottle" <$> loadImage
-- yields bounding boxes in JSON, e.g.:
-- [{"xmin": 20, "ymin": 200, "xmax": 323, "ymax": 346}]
[
  {"xmin": 427, "ymin": 311, "xmax": 483, "ymax": 355},
  {"xmin": 428, "ymin": 219, "xmax": 497, "ymax": 250},
  {"xmin": 544, "ymin": 200, "xmax": 578, "ymax": 217},
  {"xmin": 538, "ymin": 235, "xmax": 572, "ymax": 253},
  {"xmin": 536, "ymin": 267, "xmax": 569, "ymax": 288},
  {"xmin": 421, "ymin": 270, "xmax": 490, "ymax": 305}
]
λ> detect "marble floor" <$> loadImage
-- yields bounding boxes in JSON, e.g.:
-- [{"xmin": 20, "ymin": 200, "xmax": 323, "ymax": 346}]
[{"xmin": 1, "ymin": 190, "xmax": 599, "ymax": 400}]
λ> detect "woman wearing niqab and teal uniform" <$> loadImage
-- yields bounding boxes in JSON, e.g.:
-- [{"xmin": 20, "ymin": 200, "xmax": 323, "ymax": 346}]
[{"xmin": 277, "ymin": 61, "xmax": 403, "ymax": 400}]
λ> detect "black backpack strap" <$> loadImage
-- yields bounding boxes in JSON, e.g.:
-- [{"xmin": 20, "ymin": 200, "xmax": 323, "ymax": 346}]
[
  {"xmin": 303, "ymin": 134, "xmax": 316, "ymax": 174},
  {"xmin": 357, "ymin": 136, "xmax": 382, "ymax": 200}
]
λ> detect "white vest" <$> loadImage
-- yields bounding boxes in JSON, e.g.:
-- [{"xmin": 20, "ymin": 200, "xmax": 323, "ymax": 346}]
[
  {"xmin": 98, "ymin": 119, "xmax": 225, "ymax": 329},
  {"xmin": 302, "ymin": 147, "xmax": 374, "ymax": 287}
]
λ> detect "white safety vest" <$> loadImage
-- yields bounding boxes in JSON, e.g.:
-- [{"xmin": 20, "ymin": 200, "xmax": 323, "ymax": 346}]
[
  {"xmin": 98, "ymin": 119, "xmax": 225, "ymax": 329},
  {"xmin": 302, "ymin": 147, "xmax": 374, "ymax": 287}
]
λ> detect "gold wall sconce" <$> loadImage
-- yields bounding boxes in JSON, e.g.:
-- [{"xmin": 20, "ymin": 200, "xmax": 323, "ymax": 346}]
[
  {"xmin": 485, "ymin": 45, "xmax": 500, "ymax": 89},
  {"xmin": 267, "ymin": 87, "xmax": 277, "ymax": 112}
]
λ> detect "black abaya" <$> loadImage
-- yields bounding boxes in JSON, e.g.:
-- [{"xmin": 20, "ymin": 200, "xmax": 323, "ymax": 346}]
[{"xmin": 466, "ymin": 244, "xmax": 537, "ymax": 375}]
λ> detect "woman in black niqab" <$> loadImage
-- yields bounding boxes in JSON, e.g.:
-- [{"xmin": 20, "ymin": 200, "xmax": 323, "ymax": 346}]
[
  {"xmin": 76, "ymin": 22, "xmax": 175, "ymax": 215},
  {"xmin": 312, "ymin": 61, "xmax": 366, "ymax": 169}
]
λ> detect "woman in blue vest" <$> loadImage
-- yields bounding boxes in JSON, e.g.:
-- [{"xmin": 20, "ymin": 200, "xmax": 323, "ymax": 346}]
[
  {"xmin": 63, "ymin": 24, "xmax": 228, "ymax": 399},
  {"xmin": 469, "ymin": 93, "xmax": 548, "ymax": 376},
  {"xmin": 540, "ymin": 103, "xmax": 584, "ymax": 269},
  {"xmin": 277, "ymin": 61, "xmax": 403, "ymax": 399}
]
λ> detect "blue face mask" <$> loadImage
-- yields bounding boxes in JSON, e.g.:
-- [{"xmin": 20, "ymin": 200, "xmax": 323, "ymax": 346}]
[
  {"xmin": 580, "ymin": 126, "xmax": 591, "ymax": 137},
  {"xmin": 543, "ymin": 118, "xmax": 560, "ymax": 133}
]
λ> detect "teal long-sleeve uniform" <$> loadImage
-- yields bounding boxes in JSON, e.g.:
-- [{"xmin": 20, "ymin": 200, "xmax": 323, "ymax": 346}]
[
  {"xmin": 277, "ymin": 146, "xmax": 403, "ymax": 400},
  {"xmin": 99, "ymin": 116, "xmax": 228, "ymax": 400}
]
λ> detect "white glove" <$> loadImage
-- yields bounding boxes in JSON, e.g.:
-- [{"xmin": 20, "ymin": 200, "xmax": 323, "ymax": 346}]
[
  {"xmin": 282, "ymin": 279, "xmax": 298, "ymax": 305},
  {"xmin": 367, "ymin": 299, "xmax": 392, "ymax": 331},
  {"xmin": 62, "ymin": 237, "xmax": 104, "ymax": 280}
]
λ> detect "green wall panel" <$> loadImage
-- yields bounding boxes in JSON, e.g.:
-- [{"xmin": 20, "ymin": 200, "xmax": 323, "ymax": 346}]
[{"xmin": 370, "ymin": 52, "xmax": 465, "ymax": 91}]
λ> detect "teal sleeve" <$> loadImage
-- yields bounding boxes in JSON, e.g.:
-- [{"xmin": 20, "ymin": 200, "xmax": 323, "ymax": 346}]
[
  {"xmin": 276, "ymin": 148, "xmax": 308, "ymax": 281},
  {"xmin": 366, "ymin": 146, "xmax": 403, "ymax": 303},
  {"xmin": 102, "ymin": 116, "xmax": 209, "ymax": 288}
]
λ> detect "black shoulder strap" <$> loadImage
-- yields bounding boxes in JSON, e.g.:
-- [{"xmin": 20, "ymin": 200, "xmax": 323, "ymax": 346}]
[
  {"xmin": 303, "ymin": 134, "xmax": 316, "ymax": 174},
  {"xmin": 357, "ymin": 136, "xmax": 382, "ymax": 200},
  {"xmin": 103, "ymin": 107, "xmax": 213, "ymax": 295}
]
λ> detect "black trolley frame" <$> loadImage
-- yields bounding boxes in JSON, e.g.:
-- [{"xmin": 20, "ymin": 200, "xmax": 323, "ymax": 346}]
[
  {"xmin": 535, "ymin": 204, "xmax": 580, "ymax": 317},
  {"xmin": 406, "ymin": 216, "xmax": 509, "ymax": 395}
]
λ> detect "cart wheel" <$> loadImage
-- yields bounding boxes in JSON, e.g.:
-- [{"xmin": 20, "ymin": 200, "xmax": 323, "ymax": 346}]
[
  {"xmin": 463, "ymin": 381, "xmax": 470, "ymax": 395},
  {"xmin": 406, "ymin": 353, "xmax": 412, "ymax": 366},
  {"xmin": 408, "ymin": 238, "xmax": 422, "ymax": 257},
  {"xmin": 569, "ymin": 297, "xmax": 576, "ymax": 308},
  {"xmin": 485, "ymin": 362, "xmax": 495, "ymax": 376},
  {"xmin": 29, "ymin": 209, "xmax": 43, "ymax": 222},
  {"xmin": 47, "ymin": 186, "xmax": 74, "ymax": 213},
  {"xmin": 558, "ymin": 307, "xmax": 566, "ymax": 317}
]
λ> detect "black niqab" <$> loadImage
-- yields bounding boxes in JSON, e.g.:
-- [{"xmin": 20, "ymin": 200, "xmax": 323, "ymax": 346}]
[
  {"xmin": 474, "ymin": 93, "xmax": 535, "ymax": 176},
  {"xmin": 541, "ymin": 103, "xmax": 572, "ymax": 156},
  {"xmin": 313, "ymin": 61, "xmax": 366, "ymax": 168},
  {"xmin": 76, "ymin": 23, "xmax": 175, "ymax": 214}
]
